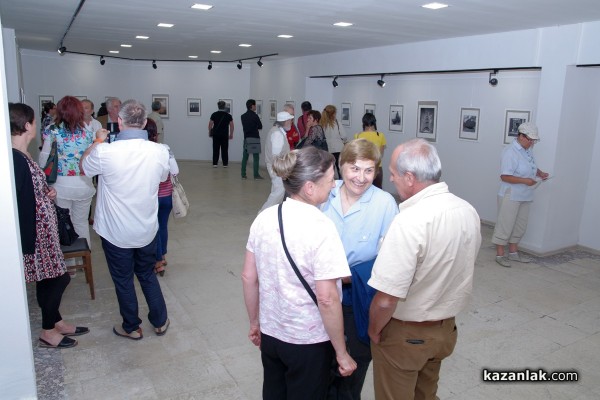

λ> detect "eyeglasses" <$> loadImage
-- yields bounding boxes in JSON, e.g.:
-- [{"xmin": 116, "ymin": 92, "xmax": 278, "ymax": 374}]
[{"xmin": 523, "ymin": 135, "xmax": 538, "ymax": 143}]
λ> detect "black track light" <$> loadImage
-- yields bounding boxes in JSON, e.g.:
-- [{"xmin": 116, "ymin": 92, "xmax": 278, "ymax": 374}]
[
  {"xmin": 377, "ymin": 74, "xmax": 386, "ymax": 87},
  {"xmin": 489, "ymin": 70, "xmax": 498, "ymax": 86},
  {"xmin": 257, "ymin": 57, "xmax": 263, "ymax": 67},
  {"xmin": 208, "ymin": 61, "xmax": 213, "ymax": 70},
  {"xmin": 332, "ymin": 76, "xmax": 339, "ymax": 88},
  {"xmin": 237, "ymin": 60, "xmax": 243, "ymax": 70},
  {"xmin": 152, "ymin": 60, "xmax": 157, "ymax": 69},
  {"xmin": 100, "ymin": 56, "xmax": 105, "ymax": 65},
  {"xmin": 57, "ymin": 46, "xmax": 66, "ymax": 54}
]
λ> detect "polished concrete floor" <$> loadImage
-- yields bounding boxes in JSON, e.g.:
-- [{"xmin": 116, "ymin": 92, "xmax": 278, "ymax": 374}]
[{"xmin": 30, "ymin": 160, "xmax": 600, "ymax": 399}]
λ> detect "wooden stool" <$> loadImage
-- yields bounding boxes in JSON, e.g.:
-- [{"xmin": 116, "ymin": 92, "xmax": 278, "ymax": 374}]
[{"xmin": 61, "ymin": 238, "xmax": 95, "ymax": 300}]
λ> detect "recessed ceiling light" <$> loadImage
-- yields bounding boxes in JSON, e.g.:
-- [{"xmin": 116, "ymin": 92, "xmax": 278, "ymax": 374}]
[
  {"xmin": 333, "ymin": 22, "xmax": 353, "ymax": 27},
  {"xmin": 120, "ymin": 44, "xmax": 132, "ymax": 48},
  {"xmin": 191, "ymin": 3, "xmax": 213, "ymax": 10},
  {"xmin": 188, "ymin": 55, "xmax": 198, "ymax": 59},
  {"xmin": 239, "ymin": 43, "xmax": 252, "ymax": 47},
  {"xmin": 278, "ymin": 35, "xmax": 293, "ymax": 39},
  {"xmin": 109, "ymin": 50, "xmax": 119, "ymax": 54},
  {"xmin": 210, "ymin": 50, "xmax": 222, "ymax": 54},
  {"xmin": 422, "ymin": 2, "xmax": 449, "ymax": 10},
  {"xmin": 157, "ymin": 23, "xmax": 174, "ymax": 28},
  {"xmin": 136, "ymin": 36, "xmax": 149, "ymax": 40}
]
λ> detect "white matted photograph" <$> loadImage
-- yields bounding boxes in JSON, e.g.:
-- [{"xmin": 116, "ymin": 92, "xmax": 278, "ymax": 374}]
[
  {"xmin": 459, "ymin": 107, "xmax": 480, "ymax": 141},
  {"xmin": 364, "ymin": 103, "xmax": 376, "ymax": 116},
  {"xmin": 152, "ymin": 94, "xmax": 169, "ymax": 119},
  {"xmin": 341, "ymin": 102, "xmax": 351, "ymax": 127},
  {"xmin": 187, "ymin": 98, "xmax": 201, "ymax": 116},
  {"xmin": 269, "ymin": 100, "xmax": 277, "ymax": 120},
  {"xmin": 256, "ymin": 100, "xmax": 263, "ymax": 120},
  {"xmin": 39, "ymin": 95, "xmax": 54, "ymax": 117},
  {"xmin": 219, "ymin": 99, "xmax": 232, "ymax": 114},
  {"xmin": 417, "ymin": 101, "xmax": 438, "ymax": 142},
  {"xmin": 389, "ymin": 105, "xmax": 403, "ymax": 132},
  {"xmin": 504, "ymin": 109, "xmax": 531, "ymax": 144}
]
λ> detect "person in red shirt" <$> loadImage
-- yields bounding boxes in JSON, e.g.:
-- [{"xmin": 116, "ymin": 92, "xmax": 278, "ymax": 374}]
[{"xmin": 284, "ymin": 104, "xmax": 300, "ymax": 149}]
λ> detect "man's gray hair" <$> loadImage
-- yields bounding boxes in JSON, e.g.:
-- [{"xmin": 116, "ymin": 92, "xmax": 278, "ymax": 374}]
[
  {"xmin": 106, "ymin": 97, "xmax": 121, "ymax": 109},
  {"xmin": 396, "ymin": 138, "xmax": 442, "ymax": 183},
  {"xmin": 118, "ymin": 99, "xmax": 147, "ymax": 128}
]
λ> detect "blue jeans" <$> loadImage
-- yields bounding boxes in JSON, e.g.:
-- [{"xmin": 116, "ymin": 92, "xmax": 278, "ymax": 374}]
[
  {"xmin": 156, "ymin": 195, "xmax": 173, "ymax": 261},
  {"xmin": 101, "ymin": 235, "xmax": 168, "ymax": 333}
]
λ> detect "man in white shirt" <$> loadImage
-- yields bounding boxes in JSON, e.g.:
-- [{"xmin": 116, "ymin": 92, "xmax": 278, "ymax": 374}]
[
  {"xmin": 80, "ymin": 99, "xmax": 170, "ymax": 340},
  {"xmin": 259, "ymin": 111, "xmax": 293, "ymax": 213},
  {"xmin": 368, "ymin": 139, "xmax": 481, "ymax": 400},
  {"xmin": 81, "ymin": 99, "xmax": 102, "ymax": 137},
  {"xmin": 148, "ymin": 100, "xmax": 164, "ymax": 137}
]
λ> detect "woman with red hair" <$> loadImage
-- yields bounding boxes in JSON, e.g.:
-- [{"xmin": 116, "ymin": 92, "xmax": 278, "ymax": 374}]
[{"xmin": 39, "ymin": 96, "xmax": 99, "ymax": 251}]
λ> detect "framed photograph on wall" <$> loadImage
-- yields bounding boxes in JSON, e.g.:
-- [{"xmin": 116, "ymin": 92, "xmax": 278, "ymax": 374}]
[
  {"xmin": 219, "ymin": 99, "xmax": 232, "ymax": 114},
  {"xmin": 459, "ymin": 108, "xmax": 480, "ymax": 141},
  {"xmin": 39, "ymin": 95, "xmax": 54, "ymax": 116},
  {"xmin": 341, "ymin": 102, "xmax": 351, "ymax": 127},
  {"xmin": 269, "ymin": 100, "xmax": 277, "ymax": 120},
  {"xmin": 256, "ymin": 100, "xmax": 263, "ymax": 120},
  {"xmin": 187, "ymin": 98, "xmax": 201, "ymax": 116},
  {"xmin": 152, "ymin": 94, "xmax": 169, "ymax": 119},
  {"xmin": 417, "ymin": 101, "xmax": 438, "ymax": 142},
  {"xmin": 389, "ymin": 105, "xmax": 403, "ymax": 132},
  {"xmin": 504, "ymin": 109, "xmax": 531, "ymax": 144},
  {"xmin": 364, "ymin": 103, "xmax": 376, "ymax": 116}
]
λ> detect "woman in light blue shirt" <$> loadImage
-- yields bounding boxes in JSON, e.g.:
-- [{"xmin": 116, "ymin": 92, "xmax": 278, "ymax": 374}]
[
  {"xmin": 321, "ymin": 139, "xmax": 398, "ymax": 400},
  {"xmin": 493, "ymin": 122, "xmax": 549, "ymax": 267}
]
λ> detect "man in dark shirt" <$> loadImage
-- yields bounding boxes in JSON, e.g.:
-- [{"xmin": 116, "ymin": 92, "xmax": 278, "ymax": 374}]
[
  {"xmin": 209, "ymin": 101, "xmax": 234, "ymax": 167},
  {"xmin": 240, "ymin": 99, "xmax": 263, "ymax": 179}
]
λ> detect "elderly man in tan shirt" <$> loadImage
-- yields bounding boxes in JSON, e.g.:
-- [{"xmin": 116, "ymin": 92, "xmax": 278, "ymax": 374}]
[{"xmin": 368, "ymin": 138, "xmax": 481, "ymax": 400}]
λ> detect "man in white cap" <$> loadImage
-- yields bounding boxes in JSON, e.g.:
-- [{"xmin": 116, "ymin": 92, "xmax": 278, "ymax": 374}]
[
  {"xmin": 492, "ymin": 122, "xmax": 549, "ymax": 267},
  {"xmin": 258, "ymin": 111, "xmax": 294, "ymax": 213}
]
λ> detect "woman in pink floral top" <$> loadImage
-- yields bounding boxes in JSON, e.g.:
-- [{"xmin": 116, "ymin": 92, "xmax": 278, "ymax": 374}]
[{"xmin": 39, "ymin": 96, "xmax": 96, "ymax": 249}]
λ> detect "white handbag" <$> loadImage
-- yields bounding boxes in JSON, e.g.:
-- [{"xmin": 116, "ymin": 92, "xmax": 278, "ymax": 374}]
[{"xmin": 171, "ymin": 174, "xmax": 189, "ymax": 218}]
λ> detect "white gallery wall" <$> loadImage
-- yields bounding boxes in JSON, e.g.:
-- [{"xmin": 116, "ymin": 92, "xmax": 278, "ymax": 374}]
[{"xmin": 6, "ymin": 22, "xmax": 600, "ymax": 255}]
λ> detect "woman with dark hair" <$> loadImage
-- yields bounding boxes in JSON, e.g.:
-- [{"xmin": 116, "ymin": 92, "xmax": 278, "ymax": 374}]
[
  {"xmin": 243, "ymin": 147, "xmax": 357, "ymax": 399},
  {"xmin": 321, "ymin": 105, "xmax": 347, "ymax": 179},
  {"xmin": 39, "ymin": 96, "xmax": 100, "ymax": 251},
  {"xmin": 41, "ymin": 102, "xmax": 56, "ymax": 132},
  {"xmin": 11, "ymin": 103, "xmax": 88, "ymax": 348},
  {"xmin": 354, "ymin": 113, "xmax": 387, "ymax": 189},
  {"xmin": 299, "ymin": 110, "xmax": 328, "ymax": 151},
  {"xmin": 145, "ymin": 119, "xmax": 179, "ymax": 276}
]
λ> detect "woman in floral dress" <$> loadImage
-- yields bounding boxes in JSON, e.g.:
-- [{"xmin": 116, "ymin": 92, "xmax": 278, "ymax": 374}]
[
  {"xmin": 39, "ymin": 96, "xmax": 96, "ymax": 249},
  {"xmin": 11, "ymin": 103, "xmax": 89, "ymax": 348}
]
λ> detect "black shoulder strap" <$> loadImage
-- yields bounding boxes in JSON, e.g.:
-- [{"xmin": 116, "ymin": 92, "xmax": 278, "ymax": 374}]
[{"xmin": 278, "ymin": 203, "xmax": 318, "ymax": 306}]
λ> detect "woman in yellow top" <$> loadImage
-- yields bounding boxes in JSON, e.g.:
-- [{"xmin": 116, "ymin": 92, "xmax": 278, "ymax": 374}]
[{"xmin": 354, "ymin": 113, "xmax": 386, "ymax": 189}]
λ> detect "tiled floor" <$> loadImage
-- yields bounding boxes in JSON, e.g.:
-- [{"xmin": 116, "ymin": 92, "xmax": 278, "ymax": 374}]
[{"xmin": 30, "ymin": 160, "xmax": 600, "ymax": 399}]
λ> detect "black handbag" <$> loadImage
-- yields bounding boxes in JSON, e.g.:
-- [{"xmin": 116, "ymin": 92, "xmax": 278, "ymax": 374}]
[
  {"xmin": 54, "ymin": 204, "xmax": 79, "ymax": 246},
  {"xmin": 277, "ymin": 202, "xmax": 347, "ymax": 379}
]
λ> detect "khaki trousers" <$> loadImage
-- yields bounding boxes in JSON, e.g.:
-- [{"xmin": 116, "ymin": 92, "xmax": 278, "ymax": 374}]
[{"xmin": 371, "ymin": 317, "xmax": 457, "ymax": 400}]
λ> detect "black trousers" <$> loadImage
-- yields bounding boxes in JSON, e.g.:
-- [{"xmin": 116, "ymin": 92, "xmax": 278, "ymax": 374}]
[
  {"xmin": 261, "ymin": 333, "xmax": 334, "ymax": 400},
  {"xmin": 212, "ymin": 135, "xmax": 229, "ymax": 166},
  {"xmin": 36, "ymin": 272, "xmax": 70, "ymax": 330}
]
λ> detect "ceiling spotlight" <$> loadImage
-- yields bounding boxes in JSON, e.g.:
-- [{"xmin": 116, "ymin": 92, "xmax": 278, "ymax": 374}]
[
  {"xmin": 489, "ymin": 70, "xmax": 498, "ymax": 86},
  {"xmin": 377, "ymin": 74, "xmax": 386, "ymax": 87},
  {"xmin": 332, "ymin": 76, "xmax": 339, "ymax": 88},
  {"xmin": 237, "ymin": 61, "xmax": 242, "ymax": 70},
  {"xmin": 100, "ymin": 56, "xmax": 105, "ymax": 65},
  {"xmin": 152, "ymin": 60, "xmax": 157, "ymax": 69},
  {"xmin": 208, "ymin": 61, "xmax": 213, "ymax": 70},
  {"xmin": 257, "ymin": 58, "xmax": 263, "ymax": 67},
  {"xmin": 57, "ymin": 46, "xmax": 66, "ymax": 54}
]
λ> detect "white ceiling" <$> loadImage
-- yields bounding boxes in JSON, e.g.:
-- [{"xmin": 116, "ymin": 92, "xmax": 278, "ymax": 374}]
[{"xmin": 2, "ymin": 0, "xmax": 600, "ymax": 65}]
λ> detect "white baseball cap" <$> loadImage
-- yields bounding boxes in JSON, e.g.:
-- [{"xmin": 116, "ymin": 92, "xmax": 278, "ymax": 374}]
[
  {"xmin": 276, "ymin": 111, "xmax": 294, "ymax": 122},
  {"xmin": 517, "ymin": 122, "xmax": 540, "ymax": 140}
]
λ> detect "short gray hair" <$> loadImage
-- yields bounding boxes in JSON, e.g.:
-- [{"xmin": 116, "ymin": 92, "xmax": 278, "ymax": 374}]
[
  {"xmin": 118, "ymin": 99, "xmax": 147, "ymax": 128},
  {"xmin": 106, "ymin": 97, "xmax": 121, "ymax": 109},
  {"xmin": 396, "ymin": 138, "xmax": 442, "ymax": 183}
]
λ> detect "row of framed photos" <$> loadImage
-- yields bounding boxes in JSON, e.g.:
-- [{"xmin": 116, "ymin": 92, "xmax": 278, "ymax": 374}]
[{"xmin": 340, "ymin": 101, "xmax": 531, "ymax": 144}]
